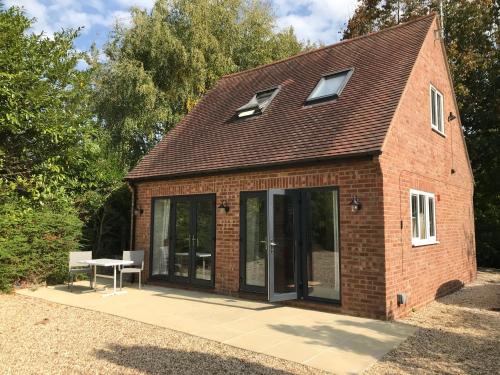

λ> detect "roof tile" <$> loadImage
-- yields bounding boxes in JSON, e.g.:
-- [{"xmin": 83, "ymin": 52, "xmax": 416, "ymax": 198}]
[{"xmin": 127, "ymin": 14, "xmax": 435, "ymax": 180}]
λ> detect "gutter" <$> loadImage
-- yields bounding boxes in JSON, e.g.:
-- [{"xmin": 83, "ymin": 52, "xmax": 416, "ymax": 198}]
[{"xmin": 124, "ymin": 150, "xmax": 382, "ymax": 183}]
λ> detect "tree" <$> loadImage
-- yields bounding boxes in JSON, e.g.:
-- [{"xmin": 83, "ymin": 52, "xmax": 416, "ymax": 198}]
[
  {"xmin": 343, "ymin": 0, "xmax": 500, "ymax": 267},
  {"xmin": 0, "ymin": 4, "xmax": 102, "ymax": 290},
  {"xmin": 0, "ymin": 5, "xmax": 98, "ymax": 203},
  {"xmin": 92, "ymin": 0, "xmax": 305, "ymax": 170}
]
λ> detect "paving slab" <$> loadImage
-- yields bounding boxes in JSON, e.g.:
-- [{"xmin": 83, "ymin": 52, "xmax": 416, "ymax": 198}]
[{"xmin": 18, "ymin": 280, "xmax": 416, "ymax": 374}]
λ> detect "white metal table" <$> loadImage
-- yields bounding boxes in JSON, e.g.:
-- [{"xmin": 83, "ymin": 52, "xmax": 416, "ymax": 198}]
[{"xmin": 80, "ymin": 259, "xmax": 133, "ymax": 297}]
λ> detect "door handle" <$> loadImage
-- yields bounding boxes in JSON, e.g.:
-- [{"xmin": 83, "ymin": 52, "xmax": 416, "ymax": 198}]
[{"xmin": 270, "ymin": 241, "xmax": 277, "ymax": 247}]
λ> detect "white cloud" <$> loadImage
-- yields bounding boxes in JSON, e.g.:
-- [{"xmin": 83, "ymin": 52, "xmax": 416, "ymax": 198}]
[
  {"xmin": 108, "ymin": 10, "xmax": 133, "ymax": 29},
  {"xmin": 4, "ymin": 0, "xmax": 147, "ymax": 38},
  {"xmin": 4, "ymin": 0, "xmax": 358, "ymax": 50},
  {"xmin": 114, "ymin": 0, "xmax": 155, "ymax": 9},
  {"xmin": 273, "ymin": 0, "xmax": 358, "ymax": 44}
]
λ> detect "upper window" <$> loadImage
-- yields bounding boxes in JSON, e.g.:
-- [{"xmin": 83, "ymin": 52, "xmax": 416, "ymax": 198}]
[
  {"xmin": 306, "ymin": 69, "xmax": 353, "ymax": 103},
  {"xmin": 410, "ymin": 189, "xmax": 437, "ymax": 246},
  {"xmin": 236, "ymin": 87, "xmax": 279, "ymax": 118},
  {"xmin": 430, "ymin": 85, "xmax": 444, "ymax": 134}
]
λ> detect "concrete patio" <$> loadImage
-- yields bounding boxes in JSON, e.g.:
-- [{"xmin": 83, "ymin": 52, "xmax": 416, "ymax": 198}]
[{"xmin": 18, "ymin": 280, "xmax": 416, "ymax": 374}]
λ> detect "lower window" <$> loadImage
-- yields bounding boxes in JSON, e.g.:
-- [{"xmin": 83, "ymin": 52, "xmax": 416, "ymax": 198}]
[{"xmin": 410, "ymin": 189, "xmax": 436, "ymax": 246}]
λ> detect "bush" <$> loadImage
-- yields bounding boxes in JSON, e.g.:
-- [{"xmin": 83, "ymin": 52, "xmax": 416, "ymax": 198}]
[{"xmin": 0, "ymin": 197, "xmax": 83, "ymax": 292}]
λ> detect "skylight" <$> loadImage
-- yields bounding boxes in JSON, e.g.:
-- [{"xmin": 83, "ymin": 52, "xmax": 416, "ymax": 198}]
[
  {"xmin": 236, "ymin": 87, "xmax": 280, "ymax": 118},
  {"xmin": 307, "ymin": 69, "xmax": 353, "ymax": 103}
]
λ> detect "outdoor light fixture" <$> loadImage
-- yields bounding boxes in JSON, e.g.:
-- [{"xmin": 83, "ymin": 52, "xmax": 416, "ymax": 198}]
[
  {"xmin": 218, "ymin": 200, "xmax": 230, "ymax": 214},
  {"xmin": 448, "ymin": 112, "xmax": 457, "ymax": 122},
  {"xmin": 133, "ymin": 207, "xmax": 144, "ymax": 216},
  {"xmin": 349, "ymin": 196, "xmax": 362, "ymax": 212}
]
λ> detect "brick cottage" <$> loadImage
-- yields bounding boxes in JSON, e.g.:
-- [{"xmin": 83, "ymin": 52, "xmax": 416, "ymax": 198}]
[{"xmin": 125, "ymin": 14, "xmax": 476, "ymax": 320}]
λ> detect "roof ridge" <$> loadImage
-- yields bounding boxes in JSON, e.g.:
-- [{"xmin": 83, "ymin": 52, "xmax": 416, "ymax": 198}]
[{"xmin": 221, "ymin": 12, "xmax": 437, "ymax": 80}]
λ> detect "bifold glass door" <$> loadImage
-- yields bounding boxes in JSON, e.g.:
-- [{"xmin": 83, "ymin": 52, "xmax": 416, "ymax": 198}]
[
  {"xmin": 267, "ymin": 189, "xmax": 298, "ymax": 302},
  {"xmin": 240, "ymin": 192, "xmax": 267, "ymax": 292},
  {"xmin": 303, "ymin": 189, "xmax": 340, "ymax": 301},
  {"xmin": 240, "ymin": 187, "xmax": 340, "ymax": 303},
  {"xmin": 151, "ymin": 194, "xmax": 215, "ymax": 286}
]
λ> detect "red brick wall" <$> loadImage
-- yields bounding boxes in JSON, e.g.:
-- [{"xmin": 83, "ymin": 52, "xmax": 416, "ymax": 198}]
[
  {"xmin": 132, "ymin": 19, "xmax": 476, "ymax": 321},
  {"xmin": 133, "ymin": 158, "xmax": 387, "ymax": 319},
  {"xmin": 380, "ymin": 18, "xmax": 476, "ymax": 319}
]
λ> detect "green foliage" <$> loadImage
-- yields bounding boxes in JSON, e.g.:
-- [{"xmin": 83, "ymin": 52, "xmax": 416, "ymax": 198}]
[
  {"xmin": 344, "ymin": 0, "xmax": 500, "ymax": 267},
  {"xmin": 0, "ymin": 5, "xmax": 99, "ymax": 202},
  {"xmin": 0, "ymin": 195, "xmax": 83, "ymax": 292},
  {"xmin": 92, "ymin": 0, "xmax": 305, "ymax": 170},
  {"xmin": 0, "ymin": 5, "xmax": 106, "ymax": 291},
  {"xmin": 85, "ymin": 0, "xmax": 307, "ymax": 259}
]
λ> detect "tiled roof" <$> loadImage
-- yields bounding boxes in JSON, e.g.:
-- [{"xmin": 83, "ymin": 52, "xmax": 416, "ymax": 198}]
[{"xmin": 126, "ymin": 14, "xmax": 436, "ymax": 180}]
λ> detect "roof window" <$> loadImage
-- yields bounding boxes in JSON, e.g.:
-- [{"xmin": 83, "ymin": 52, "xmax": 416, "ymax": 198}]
[
  {"xmin": 236, "ymin": 87, "xmax": 280, "ymax": 118},
  {"xmin": 306, "ymin": 69, "xmax": 353, "ymax": 103}
]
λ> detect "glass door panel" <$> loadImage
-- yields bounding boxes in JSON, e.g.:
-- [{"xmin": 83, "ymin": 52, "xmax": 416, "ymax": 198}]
[
  {"xmin": 244, "ymin": 195, "xmax": 267, "ymax": 288},
  {"xmin": 306, "ymin": 189, "xmax": 340, "ymax": 301},
  {"xmin": 173, "ymin": 200, "xmax": 191, "ymax": 278},
  {"xmin": 267, "ymin": 189, "xmax": 297, "ymax": 302},
  {"xmin": 152, "ymin": 199, "xmax": 170, "ymax": 277},
  {"xmin": 193, "ymin": 199, "xmax": 214, "ymax": 282}
]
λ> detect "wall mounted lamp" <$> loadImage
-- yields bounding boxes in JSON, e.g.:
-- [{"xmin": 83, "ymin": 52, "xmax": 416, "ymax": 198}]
[
  {"xmin": 349, "ymin": 196, "xmax": 362, "ymax": 212},
  {"xmin": 448, "ymin": 112, "xmax": 457, "ymax": 122},
  {"xmin": 218, "ymin": 200, "xmax": 230, "ymax": 214},
  {"xmin": 133, "ymin": 207, "xmax": 144, "ymax": 216}
]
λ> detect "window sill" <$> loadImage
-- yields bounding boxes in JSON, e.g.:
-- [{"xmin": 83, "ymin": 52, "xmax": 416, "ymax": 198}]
[
  {"xmin": 412, "ymin": 240, "xmax": 440, "ymax": 248},
  {"xmin": 431, "ymin": 127, "xmax": 446, "ymax": 137}
]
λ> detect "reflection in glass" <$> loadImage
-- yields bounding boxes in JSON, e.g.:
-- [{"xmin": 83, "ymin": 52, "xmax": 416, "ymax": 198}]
[
  {"xmin": 174, "ymin": 201, "xmax": 190, "ymax": 277},
  {"xmin": 419, "ymin": 195, "xmax": 427, "ymax": 239},
  {"xmin": 429, "ymin": 197, "xmax": 435, "ymax": 237},
  {"xmin": 307, "ymin": 190, "xmax": 340, "ymax": 300},
  {"xmin": 152, "ymin": 199, "xmax": 170, "ymax": 276},
  {"xmin": 245, "ymin": 196, "xmax": 266, "ymax": 287},
  {"xmin": 194, "ymin": 200, "xmax": 213, "ymax": 280},
  {"xmin": 273, "ymin": 194, "xmax": 295, "ymax": 294},
  {"xmin": 411, "ymin": 194, "xmax": 418, "ymax": 238}
]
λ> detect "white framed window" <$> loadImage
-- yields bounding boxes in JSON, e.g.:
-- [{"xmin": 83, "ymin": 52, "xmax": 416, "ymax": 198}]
[
  {"xmin": 410, "ymin": 189, "xmax": 437, "ymax": 246},
  {"xmin": 430, "ymin": 85, "xmax": 444, "ymax": 134}
]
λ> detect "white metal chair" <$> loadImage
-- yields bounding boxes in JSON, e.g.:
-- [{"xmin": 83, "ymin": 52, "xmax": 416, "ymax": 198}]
[
  {"xmin": 120, "ymin": 250, "xmax": 144, "ymax": 290},
  {"xmin": 68, "ymin": 251, "xmax": 93, "ymax": 291}
]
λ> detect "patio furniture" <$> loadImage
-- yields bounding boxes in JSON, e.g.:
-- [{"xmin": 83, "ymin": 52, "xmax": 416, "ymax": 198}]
[
  {"xmin": 68, "ymin": 251, "xmax": 93, "ymax": 292},
  {"xmin": 120, "ymin": 250, "xmax": 144, "ymax": 290},
  {"xmin": 79, "ymin": 258, "xmax": 133, "ymax": 297}
]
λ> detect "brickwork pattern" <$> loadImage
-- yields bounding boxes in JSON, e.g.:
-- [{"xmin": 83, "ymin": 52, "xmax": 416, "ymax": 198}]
[
  {"xmin": 134, "ymin": 159, "xmax": 387, "ymax": 319},
  {"xmin": 380, "ymin": 18, "xmax": 476, "ymax": 319}
]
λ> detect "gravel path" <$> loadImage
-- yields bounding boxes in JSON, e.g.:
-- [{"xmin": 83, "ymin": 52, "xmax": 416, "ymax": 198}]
[
  {"xmin": 367, "ymin": 269, "xmax": 500, "ymax": 374},
  {"xmin": 0, "ymin": 269, "xmax": 498, "ymax": 374},
  {"xmin": 0, "ymin": 296, "xmax": 324, "ymax": 375}
]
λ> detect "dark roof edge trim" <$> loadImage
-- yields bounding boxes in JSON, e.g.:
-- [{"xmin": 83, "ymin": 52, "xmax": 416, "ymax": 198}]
[{"xmin": 124, "ymin": 150, "xmax": 382, "ymax": 183}]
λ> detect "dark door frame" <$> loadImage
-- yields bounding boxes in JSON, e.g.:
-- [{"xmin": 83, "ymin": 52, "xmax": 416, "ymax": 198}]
[
  {"xmin": 149, "ymin": 193, "xmax": 216, "ymax": 288},
  {"xmin": 299, "ymin": 187, "xmax": 341, "ymax": 304},
  {"xmin": 239, "ymin": 191, "xmax": 268, "ymax": 293},
  {"xmin": 239, "ymin": 187, "xmax": 341, "ymax": 305}
]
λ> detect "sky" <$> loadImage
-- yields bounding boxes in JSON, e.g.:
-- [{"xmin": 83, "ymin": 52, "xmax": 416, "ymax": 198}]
[{"xmin": 4, "ymin": 0, "xmax": 359, "ymax": 52}]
